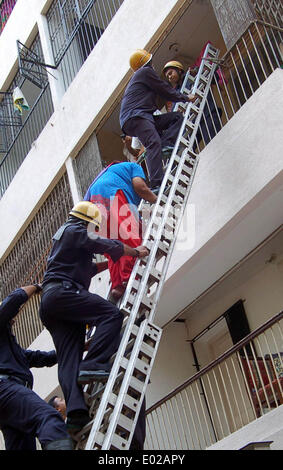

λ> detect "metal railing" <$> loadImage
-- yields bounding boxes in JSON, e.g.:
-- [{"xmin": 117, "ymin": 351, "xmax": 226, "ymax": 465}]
[
  {"xmin": 252, "ymin": 0, "xmax": 283, "ymax": 29},
  {"xmin": 0, "ymin": 34, "xmax": 54, "ymax": 198},
  {"xmin": 145, "ymin": 311, "xmax": 283, "ymax": 450},
  {"xmin": 191, "ymin": 19, "xmax": 283, "ymax": 154},
  {"xmin": 0, "ymin": 0, "xmax": 17, "ymax": 34},
  {"xmin": 0, "ymin": 84, "xmax": 53, "ymax": 197},
  {"xmin": 47, "ymin": 0, "xmax": 124, "ymax": 92}
]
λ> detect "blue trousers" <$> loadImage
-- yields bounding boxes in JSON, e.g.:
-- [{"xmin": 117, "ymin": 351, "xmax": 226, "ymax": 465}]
[
  {"xmin": 39, "ymin": 284, "xmax": 123, "ymax": 415},
  {"xmin": 0, "ymin": 379, "xmax": 68, "ymax": 450},
  {"xmin": 123, "ymin": 112, "xmax": 183, "ymax": 188}
]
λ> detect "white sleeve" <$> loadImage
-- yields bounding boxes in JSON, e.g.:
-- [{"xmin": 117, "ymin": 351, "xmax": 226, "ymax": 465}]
[{"xmin": 131, "ymin": 137, "xmax": 142, "ymax": 150}]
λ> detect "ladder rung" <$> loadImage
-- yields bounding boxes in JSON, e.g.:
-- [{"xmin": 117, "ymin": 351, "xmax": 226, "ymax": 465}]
[
  {"xmin": 134, "ymin": 357, "xmax": 151, "ymax": 375},
  {"xmin": 117, "ymin": 413, "xmax": 135, "ymax": 433},
  {"xmin": 148, "ymin": 267, "xmax": 162, "ymax": 282},
  {"xmin": 156, "ymin": 240, "xmax": 170, "ymax": 253},
  {"xmin": 175, "ymin": 184, "xmax": 187, "ymax": 196},
  {"xmin": 122, "ymin": 394, "xmax": 140, "ymax": 412},
  {"xmin": 139, "ymin": 341, "xmax": 156, "ymax": 358},
  {"xmin": 93, "ymin": 431, "xmax": 105, "ymax": 447},
  {"xmin": 146, "ymin": 322, "xmax": 162, "ymax": 339},
  {"xmin": 109, "ymin": 433, "xmax": 128, "ymax": 450},
  {"xmin": 128, "ymin": 293, "xmax": 154, "ymax": 310},
  {"xmin": 129, "ymin": 375, "xmax": 147, "ymax": 393}
]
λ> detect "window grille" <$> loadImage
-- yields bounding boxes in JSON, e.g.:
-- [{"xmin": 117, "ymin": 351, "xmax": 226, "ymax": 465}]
[
  {"xmin": 46, "ymin": 0, "xmax": 124, "ymax": 91},
  {"xmin": 0, "ymin": 34, "xmax": 53, "ymax": 198},
  {"xmin": 73, "ymin": 129, "xmax": 103, "ymax": 198},
  {"xmin": 0, "ymin": 173, "xmax": 73, "ymax": 348},
  {"xmin": 252, "ymin": 0, "xmax": 283, "ymax": 29}
]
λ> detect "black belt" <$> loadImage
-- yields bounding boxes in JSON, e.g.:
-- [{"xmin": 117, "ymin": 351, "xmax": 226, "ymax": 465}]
[
  {"xmin": 0, "ymin": 374, "xmax": 31, "ymax": 389},
  {"xmin": 41, "ymin": 281, "xmax": 63, "ymax": 295},
  {"xmin": 42, "ymin": 280, "xmax": 82, "ymax": 295}
]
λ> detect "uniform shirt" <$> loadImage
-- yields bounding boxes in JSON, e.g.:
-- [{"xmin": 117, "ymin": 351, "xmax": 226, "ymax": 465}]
[
  {"xmin": 120, "ymin": 65, "xmax": 187, "ymax": 129},
  {"xmin": 84, "ymin": 162, "xmax": 145, "ymax": 208},
  {"xmin": 43, "ymin": 221, "xmax": 124, "ymax": 290},
  {"xmin": 0, "ymin": 288, "xmax": 57, "ymax": 387}
]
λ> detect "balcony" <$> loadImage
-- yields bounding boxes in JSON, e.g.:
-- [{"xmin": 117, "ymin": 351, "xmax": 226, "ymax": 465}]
[
  {"xmin": 145, "ymin": 311, "xmax": 283, "ymax": 450},
  {"xmin": 46, "ymin": 0, "xmax": 124, "ymax": 93},
  {"xmin": 0, "ymin": 34, "xmax": 54, "ymax": 197},
  {"xmin": 0, "ymin": 0, "xmax": 16, "ymax": 35}
]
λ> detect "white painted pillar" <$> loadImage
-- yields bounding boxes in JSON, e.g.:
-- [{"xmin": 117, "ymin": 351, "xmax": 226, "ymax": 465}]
[
  {"xmin": 37, "ymin": 13, "xmax": 65, "ymax": 109},
  {"xmin": 65, "ymin": 156, "xmax": 82, "ymax": 204}
]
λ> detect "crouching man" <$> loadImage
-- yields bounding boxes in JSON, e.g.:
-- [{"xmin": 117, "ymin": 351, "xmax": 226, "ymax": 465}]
[{"xmin": 0, "ymin": 284, "xmax": 72, "ymax": 450}]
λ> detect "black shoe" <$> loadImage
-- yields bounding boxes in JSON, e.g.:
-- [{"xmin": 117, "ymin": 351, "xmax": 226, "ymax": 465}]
[
  {"xmin": 66, "ymin": 409, "xmax": 90, "ymax": 433},
  {"xmin": 162, "ymin": 146, "xmax": 174, "ymax": 154},
  {"xmin": 43, "ymin": 437, "xmax": 74, "ymax": 450},
  {"xmin": 151, "ymin": 186, "xmax": 161, "ymax": 195},
  {"xmin": 77, "ymin": 369, "xmax": 110, "ymax": 385},
  {"xmin": 151, "ymin": 184, "xmax": 170, "ymax": 196}
]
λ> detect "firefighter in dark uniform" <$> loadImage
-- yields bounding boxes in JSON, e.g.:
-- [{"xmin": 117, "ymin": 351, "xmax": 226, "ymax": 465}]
[
  {"xmin": 39, "ymin": 201, "xmax": 149, "ymax": 432},
  {"xmin": 0, "ymin": 284, "xmax": 72, "ymax": 450},
  {"xmin": 120, "ymin": 49, "xmax": 196, "ymax": 192}
]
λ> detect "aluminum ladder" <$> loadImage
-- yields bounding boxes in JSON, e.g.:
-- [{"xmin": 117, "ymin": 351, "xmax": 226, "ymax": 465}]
[{"xmin": 75, "ymin": 43, "xmax": 220, "ymax": 450}]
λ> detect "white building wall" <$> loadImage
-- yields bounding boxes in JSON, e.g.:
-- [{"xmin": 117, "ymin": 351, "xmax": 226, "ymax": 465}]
[
  {"xmin": 1, "ymin": 0, "xmax": 283, "ymax": 451},
  {"xmin": 156, "ymin": 69, "xmax": 283, "ymax": 327},
  {"xmin": 0, "ymin": 0, "xmax": 182, "ymax": 261},
  {"xmin": 0, "ymin": 0, "xmax": 48, "ymax": 89}
]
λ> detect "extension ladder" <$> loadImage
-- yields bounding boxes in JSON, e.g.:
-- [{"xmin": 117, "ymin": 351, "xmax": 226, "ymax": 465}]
[{"xmin": 75, "ymin": 43, "xmax": 220, "ymax": 450}]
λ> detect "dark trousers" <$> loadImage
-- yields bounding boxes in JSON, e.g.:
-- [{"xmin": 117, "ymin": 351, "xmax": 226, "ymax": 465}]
[
  {"xmin": 196, "ymin": 92, "xmax": 222, "ymax": 146},
  {"xmin": 39, "ymin": 284, "xmax": 123, "ymax": 414},
  {"xmin": 0, "ymin": 379, "xmax": 68, "ymax": 450},
  {"xmin": 130, "ymin": 397, "xmax": 146, "ymax": 450},
  {"xmin": 123, "ymin": 112, "xmax": 183, "ymax": 188}
]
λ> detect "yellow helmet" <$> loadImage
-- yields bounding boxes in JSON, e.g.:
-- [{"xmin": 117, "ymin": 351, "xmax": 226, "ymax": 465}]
[
  {"xmin": 162, "ymin": 60, "xmax": 185, "ymax": 76},
  {"xmin": 129, "ymin": 49, "xmax": 152, "ymax": 71},
  {"xmin": 69, "ymin": 201, "xmax": 101, "ymax": 230}
]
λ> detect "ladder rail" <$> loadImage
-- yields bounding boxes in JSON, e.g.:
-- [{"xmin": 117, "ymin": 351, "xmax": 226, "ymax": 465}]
[
  {"xmin": 82, "ymin": 43, "xmax": 220, "ymax": 450},
  {"xmin": 119, "ymin": 44, "xmax": 219, "ymax": 317},
  {"xmin": 100, "ymin": 320, "xmax": 161, "ymax": 449}
]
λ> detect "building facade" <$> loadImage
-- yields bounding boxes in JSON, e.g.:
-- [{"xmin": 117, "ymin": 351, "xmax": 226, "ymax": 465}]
[{"xmin": 0, "ymin": 0, "xmax": 282, "ymax": 450}]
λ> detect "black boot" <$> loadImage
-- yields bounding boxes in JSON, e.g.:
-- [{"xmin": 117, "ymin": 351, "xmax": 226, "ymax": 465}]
[
  {"xmin": 66, "ymin": 409, "xmax": 90, "ymax": 432},
  {"xmin": 43, "ymin": 437, "xmax": 74, "ymax": 450}
]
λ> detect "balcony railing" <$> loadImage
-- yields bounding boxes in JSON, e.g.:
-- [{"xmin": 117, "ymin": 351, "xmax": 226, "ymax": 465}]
[
  {"xmin": 47, "ymin": 0, "xmax": 124, "ymax": 92},
  {"xmin": 0, "ymin": 84, "xmax": 54, "ymax": 197},
  {"xmin": 252, "ymin": 0, "xmax": 283, "ymax": 29},
  {"xmin": 0, "ymin": 0, "xmax": 17, "ymax": 35},
  {"xmin": 0, "ymin": 34, "xmax": 54, "ymax": 198},
  {"xmin": 145, "ymin": 311, "xmax": 283, "ymax": 450},
  {"xmin": 191, "ymin": 19, "xmax": 283, "ymax": 154}
]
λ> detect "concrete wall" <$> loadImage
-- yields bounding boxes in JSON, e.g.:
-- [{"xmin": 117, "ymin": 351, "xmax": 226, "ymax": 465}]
[
  {"xmin": 207, "ymin": 406, "xmax": 283, "ymax": 450},
  {"xmin": 156, "ymin": 69, "xmax": 283, "ymax": 328},
  {"xmin": 0, "ymin": 0, "xmax": 182, "ymax": 261},
  {"xmin": 0, "ymin": 0, "xmax": 48, "ymax": 89}
]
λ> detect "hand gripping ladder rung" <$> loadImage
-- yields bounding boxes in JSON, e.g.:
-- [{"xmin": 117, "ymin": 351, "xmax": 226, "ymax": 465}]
[{"xmin": 79, "ymin": 43, "xmax": 219, "ymax": 450}]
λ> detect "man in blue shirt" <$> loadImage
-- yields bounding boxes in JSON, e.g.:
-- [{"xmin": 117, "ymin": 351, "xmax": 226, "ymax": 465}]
[
  {"xmin": 0, "ymin": 285, "xmax": 72, "ymax": 450},
  {"xmin": 39, "ymin": 201, "xmax": 149, "ymax": 432},
  {"xmin": 84, "ymin": 162, "xmax": 157, "ymax": 300},
  {"xmin": 120, "ymin": 49, "xmax": 196, "ymax": 191}
]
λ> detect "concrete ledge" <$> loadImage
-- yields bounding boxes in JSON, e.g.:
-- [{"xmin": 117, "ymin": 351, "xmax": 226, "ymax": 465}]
[{"xmin": 207, "ymin": 406, "xmax": 283, "ymax": 450}]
